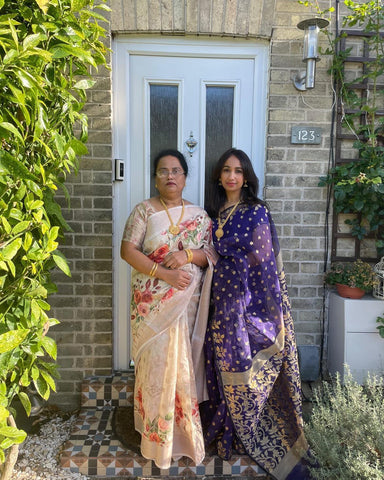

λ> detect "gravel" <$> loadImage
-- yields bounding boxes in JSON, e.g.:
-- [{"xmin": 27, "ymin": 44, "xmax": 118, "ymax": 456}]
[{"xmin": 12, "ymin": 414, "xmax": 89, "ymax": 480}]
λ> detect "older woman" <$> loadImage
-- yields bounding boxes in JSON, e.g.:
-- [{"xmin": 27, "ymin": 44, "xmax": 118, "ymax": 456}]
[{"xmin": 120, "ymin": 149, "xmax": 215, "ymax": 469}]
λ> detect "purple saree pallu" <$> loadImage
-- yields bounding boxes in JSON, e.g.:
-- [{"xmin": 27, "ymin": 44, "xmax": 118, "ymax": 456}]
[{"xmin": 204, "ymin": 203, "xmax": 309, "ymax": 480}]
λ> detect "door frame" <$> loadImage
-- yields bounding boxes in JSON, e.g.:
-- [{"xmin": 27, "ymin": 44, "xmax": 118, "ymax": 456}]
[{"xmin": 112, "ymin": 35, "xmax": 269, "ymax": 370}]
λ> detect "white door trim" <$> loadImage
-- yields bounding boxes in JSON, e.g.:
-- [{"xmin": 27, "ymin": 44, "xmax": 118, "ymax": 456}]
[{"xmin": 112, "ymin": 35, "xmax": 269, "ymax": 370}]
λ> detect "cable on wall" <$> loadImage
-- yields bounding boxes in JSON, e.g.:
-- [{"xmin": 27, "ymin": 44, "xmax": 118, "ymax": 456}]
[{"xmin": 319, "ymin": 0, "xmax": 339, "ymax": 378}]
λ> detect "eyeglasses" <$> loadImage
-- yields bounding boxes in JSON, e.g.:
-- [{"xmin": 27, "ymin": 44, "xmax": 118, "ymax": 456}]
[{"xmin": 156, "ymin": 168, "xmax": 185, "ymax": 178}]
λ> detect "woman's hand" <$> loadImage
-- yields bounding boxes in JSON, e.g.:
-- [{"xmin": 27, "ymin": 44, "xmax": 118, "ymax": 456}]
[
  {"xmin": 160, "ymin": 268, "xmax": 192, "ymax": 290},
  {"xmin": 163, "ymin": 250, "xmax": 189, "ymax": 269}
]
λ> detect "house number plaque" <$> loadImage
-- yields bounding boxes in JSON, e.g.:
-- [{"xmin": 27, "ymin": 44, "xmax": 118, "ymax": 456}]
[{"xmin": 291, "ymin": 126, "xmax": 322, "ymax": 144}]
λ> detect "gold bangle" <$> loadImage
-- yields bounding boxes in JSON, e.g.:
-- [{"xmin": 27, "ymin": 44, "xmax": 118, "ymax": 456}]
[
  {"xmin": 149, "ymin": 262, "xmax": 158, "ymax": 277},
  {"xmin": 152, "ymin": 263, "xmax": 158, "ymax": 276},
  {"xmin": 185, "ymin": 249, "xmax": 193, "ymax": 263},
  {"xmin": 149, "ymin": 263, "xmax": 155, "ymax": 276}
]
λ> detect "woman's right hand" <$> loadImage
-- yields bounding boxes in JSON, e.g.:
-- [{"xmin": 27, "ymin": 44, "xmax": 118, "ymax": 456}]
[
  {"xmin": 161, "ymin": 268, "xmax": 192, "ymax": 290},
  {"xmin": 120, "ymin": 240, "xmax": 192, "ymax": 290}
]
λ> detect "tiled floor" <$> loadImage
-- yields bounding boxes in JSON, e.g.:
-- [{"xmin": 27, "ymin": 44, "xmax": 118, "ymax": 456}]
[{"xmin": 60, "ymin": 373, "xmax": 268, "ymax": 478}]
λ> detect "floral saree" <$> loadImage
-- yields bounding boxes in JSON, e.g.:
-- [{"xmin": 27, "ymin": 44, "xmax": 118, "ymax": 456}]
[
  {"xmin": 122, "ymin": 200, "xmax": 214, "ymax": 469},
  {"xmin": 204, "ymin": 202, "xmax": 309, "ymax": 480}
]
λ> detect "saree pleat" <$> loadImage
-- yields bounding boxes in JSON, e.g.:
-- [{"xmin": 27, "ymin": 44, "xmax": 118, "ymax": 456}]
[
  {"xmin": 123, "ymin": 200, "xmax": 214, "ymax": 469},
  {"xmin": 204, "ymin": 203, "xmax": 309, "ymax": 480}
]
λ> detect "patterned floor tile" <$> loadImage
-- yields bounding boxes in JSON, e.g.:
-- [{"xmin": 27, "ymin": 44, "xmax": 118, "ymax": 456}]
[
  {"xmin": 63, "ymin": 374, "xmax": 269, "ymax": 477},
  {"xmin": 81, "ymin": 373, "xmax": 135, "ymax": 408},
  {"xmin": 60, "ymin": 405, "xmax": 267, "ymax": 477}
]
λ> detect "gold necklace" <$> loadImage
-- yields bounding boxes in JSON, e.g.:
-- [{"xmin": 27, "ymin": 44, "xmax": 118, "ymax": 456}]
[
  {"xmin": 215, "ymin": 201, "xmax": 240, "ymax": 239},
  {"xmin": 159, "ymin": 197, "xmax": 185, "ymax": 235}
]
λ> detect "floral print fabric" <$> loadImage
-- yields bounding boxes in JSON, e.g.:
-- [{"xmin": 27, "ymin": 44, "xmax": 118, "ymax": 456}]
[
  {"xmin": 122, "ymin": 200, "xmax": 213, "ymax": 469},
  {"xmin": 204, "ymin": 203, "xmax": 309, "ymax": 480}
]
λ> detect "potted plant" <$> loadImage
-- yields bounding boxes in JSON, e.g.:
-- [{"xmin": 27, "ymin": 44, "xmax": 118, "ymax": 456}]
[{"xmin": 325, "ymin": 259, "xmax": 378, "ymax": 299}]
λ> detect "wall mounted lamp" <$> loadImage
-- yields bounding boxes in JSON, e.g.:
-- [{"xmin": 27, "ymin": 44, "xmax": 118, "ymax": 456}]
[{"xmin": 293, "ymin": 17, "xmax": 329, "ymax": 91}]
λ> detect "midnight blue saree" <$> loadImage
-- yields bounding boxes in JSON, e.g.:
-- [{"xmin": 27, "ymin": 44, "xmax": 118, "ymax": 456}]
[{"xmin": 204, "ymin": 202, "xmax": 309, "ymax": 480}]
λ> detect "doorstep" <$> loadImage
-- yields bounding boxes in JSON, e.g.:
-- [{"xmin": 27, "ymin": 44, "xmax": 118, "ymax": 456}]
[{"xmin": 59, "ymin": 372, "xmax": 270, "ymax": 478}]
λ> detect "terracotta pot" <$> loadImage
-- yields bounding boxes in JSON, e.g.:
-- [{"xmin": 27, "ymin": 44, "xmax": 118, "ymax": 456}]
[{"xmin": 336, "ymin": 284, "xmax": 366, "ymax": 299}]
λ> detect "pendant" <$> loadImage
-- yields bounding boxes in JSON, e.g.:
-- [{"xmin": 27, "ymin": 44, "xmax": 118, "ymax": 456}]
[
  {"xmin": 215, "ymin": 228, "xmax": 224, "ymax": 239},
  {"xmin": 169, "ymin": 225, "xmax": 180, "ymax": 235}
]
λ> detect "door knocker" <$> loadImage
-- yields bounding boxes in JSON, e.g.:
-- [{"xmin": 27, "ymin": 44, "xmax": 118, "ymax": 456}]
[{"xmin": 185, "ymin": 131, "xmax": 198, "ymax": 157}]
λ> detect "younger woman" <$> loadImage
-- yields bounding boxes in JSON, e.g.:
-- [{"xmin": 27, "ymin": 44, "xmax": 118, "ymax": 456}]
[{"xmin": 204, "ymin": 148, "xmax": 309, "ymax": 480}]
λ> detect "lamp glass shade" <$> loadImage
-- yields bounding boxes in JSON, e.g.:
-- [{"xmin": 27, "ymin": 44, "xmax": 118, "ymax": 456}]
[{"xmin": 303, "ymin": 25, "xmax": 320, "ymax": 60}]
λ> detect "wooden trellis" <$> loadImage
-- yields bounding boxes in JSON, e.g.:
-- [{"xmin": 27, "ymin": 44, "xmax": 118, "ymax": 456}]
[{"xmin": 331, "ymin": 29, "xmax": 384, "ymax": 262}]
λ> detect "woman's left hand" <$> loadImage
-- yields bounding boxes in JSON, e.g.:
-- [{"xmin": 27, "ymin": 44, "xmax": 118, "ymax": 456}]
[{"xmin": 163, "ymin": 251, "xmax": 189, "ymax": 269}]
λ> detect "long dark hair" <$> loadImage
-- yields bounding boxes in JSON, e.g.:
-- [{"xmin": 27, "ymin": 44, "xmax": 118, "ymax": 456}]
[
  {"xmin": 206, "ymin": 148, "xmax": 264, "ymax": 217},
  {"xmin": 153, "ymin": 149, "xmax": 189, "ymax": 177}
]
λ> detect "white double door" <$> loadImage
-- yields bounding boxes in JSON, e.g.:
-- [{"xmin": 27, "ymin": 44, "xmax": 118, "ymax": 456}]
[{"xmin": 113, "ymin": 36, "xmax": 268, "ymax": 369}]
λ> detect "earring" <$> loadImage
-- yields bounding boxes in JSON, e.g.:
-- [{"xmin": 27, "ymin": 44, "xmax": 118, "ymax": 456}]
[
  {"xmin": 218, "ymin": 180, "xmax": 222, "ymax": 186},
  {"xmin": 244, "ymin": 181, "xmax": 248, "ymax": 188},
  {"xmin": 155, "ymin": 184, "xmax": 158, "ymax": 189}
]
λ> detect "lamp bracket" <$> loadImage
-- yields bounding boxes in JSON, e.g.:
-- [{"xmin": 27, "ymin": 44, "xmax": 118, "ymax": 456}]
[{"xmin": 293, "ymin": 71, "xmax": 307, "ymax": 91}]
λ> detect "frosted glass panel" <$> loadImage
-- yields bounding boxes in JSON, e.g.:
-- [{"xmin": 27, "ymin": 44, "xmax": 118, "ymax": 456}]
[
  {"xmin": 205, "ymin": 86, "xmax": 234, "ymax": 201},
  {"xmin": 150, "ymin": 84, "xmax": 178, "ymax": 195}
]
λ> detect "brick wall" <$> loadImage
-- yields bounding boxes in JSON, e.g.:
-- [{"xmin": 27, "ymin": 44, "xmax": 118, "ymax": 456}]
[
  {"xmin": 49, "ymin": 0, "xmax": 333, "ymax": 410},
  {"xmin": 268, "ymin": 0, "xmax": 333, "ymax": 346},
  {"xmin": 49, "ymin": 6, "xmax": 114, "ymax": 409},
  {"xmin": 110, "ymin": 0, "xmax": 276, "ymax": 37}
]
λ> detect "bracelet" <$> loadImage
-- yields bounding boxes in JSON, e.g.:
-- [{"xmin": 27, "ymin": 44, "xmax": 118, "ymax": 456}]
[
  {"xmin": 149, "ymin": 262, "xmax": 158, "ymax": 277},
  {"xmin": 185, "ymin": 249, "xmax": 193, "ymax": 263}
]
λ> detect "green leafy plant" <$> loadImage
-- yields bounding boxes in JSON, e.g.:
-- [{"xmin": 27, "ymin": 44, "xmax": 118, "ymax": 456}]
[
  {"xmin": 0, "ymin": 0, "xmax": 108, "ymax": 478},
  {"xmin": 319, "ymin": 148, "xmax": 384, "ymax": 246},
  {"xmin": 305, "ymin": 370, "xmax": 384, "ymax": 479},
  {"xmin": 324, "ymin": 259, "xmax": 377, "ymax": 291},
  {"xmin": 377, "ymin": 313, "xmax": 384, "ymax": 338}
]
